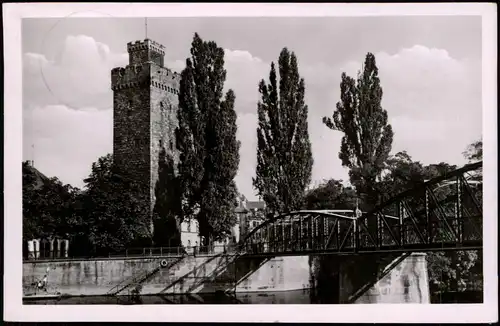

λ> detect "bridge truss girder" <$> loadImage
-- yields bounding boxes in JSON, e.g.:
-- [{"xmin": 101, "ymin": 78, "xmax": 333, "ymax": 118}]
[{"xmin": 242, "ymin": 162, "xmax": 483, "ymax": 256}]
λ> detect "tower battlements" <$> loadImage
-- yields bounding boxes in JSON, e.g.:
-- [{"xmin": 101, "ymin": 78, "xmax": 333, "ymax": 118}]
[
  {"xmin": 111, "ymin": 64, "xmax": 181, "ymax": 92},
  {"xmin": 112, "ymin": 37, "xmax": 181, "ymax": 92},
  {"xmin": 127, "ymin": 39, "xmax": 165, "ymax": 56},
  {"xmin": 126, "ymin": 38, "xmax": 166, "ymax": 67},
  {"xmin": 112, "ymin": 38, "xmax": 181, "ymax": 242}
]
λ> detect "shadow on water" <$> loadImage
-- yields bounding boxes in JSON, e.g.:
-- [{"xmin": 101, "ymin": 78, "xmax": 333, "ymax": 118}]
[
  {"xmin": 23, "ymin": 289, "xmax": 483, "ymax": 305},
  {"xmin": 24, "ymin": 289, "xmax": 316, "ymax": 305}
]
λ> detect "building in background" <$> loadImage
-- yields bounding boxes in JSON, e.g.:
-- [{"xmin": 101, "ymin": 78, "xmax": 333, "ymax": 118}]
[
  {"xmin": 179, "ymin": 219, "xmax": 200, "ymax": 253},
  {"xmin": 236, "ymin": 195, "xmax": 267, "ymax": 241}
]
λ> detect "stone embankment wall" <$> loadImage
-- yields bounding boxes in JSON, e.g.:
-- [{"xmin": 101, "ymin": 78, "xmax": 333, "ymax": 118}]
[
  {"xmin": 24, "ymin": 253, "xmax": 430, "ymax": 303},
  {"xmin": 23, "ymin": 255, "xmax": 229, "ymax": 297}
]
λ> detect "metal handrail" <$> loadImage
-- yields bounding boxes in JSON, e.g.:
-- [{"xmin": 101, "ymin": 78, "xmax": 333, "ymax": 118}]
[
  {"xmin": 107, "ymin": 256, "xmax": 185, "ymax": 296},
  {"xmin": 23, "ymin": 245, "xmax": 239, "ymax": 262},
  {"xmin": 158, "ymin": 244, "xmax": 244, "ymax": 294}
]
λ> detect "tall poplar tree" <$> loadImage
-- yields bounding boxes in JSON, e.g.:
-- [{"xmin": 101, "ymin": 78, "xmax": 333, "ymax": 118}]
[
  {"xmin": 323, "ymin": 53, "xmax": 393, "ymax": 209},
  {"xmin": 253, "ymin": 48, "xmax": 313, "ymax": 215},
  {"xmin": 176, "ymin": 33, "xmax": 240, "ymax": 244}
]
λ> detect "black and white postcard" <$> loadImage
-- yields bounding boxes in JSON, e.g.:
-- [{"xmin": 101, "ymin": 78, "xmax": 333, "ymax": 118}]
[{"xmin": 3, "ymin": 2, "xmax": 497, "ymax": 323}]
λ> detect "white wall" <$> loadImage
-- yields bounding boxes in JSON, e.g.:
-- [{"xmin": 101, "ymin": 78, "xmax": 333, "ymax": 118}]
[{"xmin": 180, "ymin": 219, "xmax": 200, "ymax": 250}]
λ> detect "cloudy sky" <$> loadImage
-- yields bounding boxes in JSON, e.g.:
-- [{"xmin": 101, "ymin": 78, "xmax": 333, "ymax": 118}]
[{"xmin": 22, "ymin": 16, "xmax": 482, "ymax": 200}]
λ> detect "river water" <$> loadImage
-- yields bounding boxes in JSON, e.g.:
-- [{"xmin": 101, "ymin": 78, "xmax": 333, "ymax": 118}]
[
  {"xmin": 24, "ymin": 289, "xmax": 319, "ymax": 305},
  {"xmin": 23, "ymin": 289, "xmax": 480, "ymax": 305}
]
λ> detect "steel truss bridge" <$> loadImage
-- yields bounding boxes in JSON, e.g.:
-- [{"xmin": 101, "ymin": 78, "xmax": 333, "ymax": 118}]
[{"xmin": 241, "ymin": 162, "xmax": 483, "ymax": 256}]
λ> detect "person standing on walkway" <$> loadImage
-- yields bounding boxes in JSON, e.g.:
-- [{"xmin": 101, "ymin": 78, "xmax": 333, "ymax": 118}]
[{"xmin": 36, "ymin": 274, "xmax": 48, "ymax": 293}]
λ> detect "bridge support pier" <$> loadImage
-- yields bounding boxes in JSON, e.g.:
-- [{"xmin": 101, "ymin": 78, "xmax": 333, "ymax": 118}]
[
  {"xmin": 311, "ymin": 252, "xmax": 430, "ymax": 304},
  {"xmin": 230, "ymin": 253, "xmax": 429, "ymax": 304},
  {"xmin": 234, "ymin": 256, "xmax": 311, "ymax": 293},
  {"xmin": 353, "ymin": 253, "xmax": 430, "ymax": 303}
]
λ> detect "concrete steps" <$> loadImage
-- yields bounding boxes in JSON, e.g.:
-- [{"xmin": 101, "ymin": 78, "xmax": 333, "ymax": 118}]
[
  {"xmin": 158, "ymin": 254, "xmax": 229, "ymax": 294},
  {"xmin": 107, "ymin": 257, "xmax": 184, "ymax": 296},
  {"xmin": 194, "ymin": 255, "xmax": 271, "ymax": 294}
]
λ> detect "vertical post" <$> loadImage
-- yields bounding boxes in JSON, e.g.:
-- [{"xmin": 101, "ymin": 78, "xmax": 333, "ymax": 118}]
[
  {"xmin": 337, "ymin": 220, "xmax": 340, "ymax": 250},
  {"xmin": 299, "ymin": 215, "xmax": 303, "ymax": 250},
  {"xmin": 273, "ymin": 223, "xmax": 277, "ymax": 253},
  {"xmin": 309, "ymin": 216, "xmax": 313, "ymax": 250},
  {"xmin": 306, "ymin": 216, "xmax": 310, "ymax": 250},
  {"xmin": 354, "ymin": 219, "xmax": 358, "ymax": 251},
  {"xmin": 311, "ymin": 217, "xmax": 314, "ymax": 250},
  {"xmin": 425, "ymin": 188, "xmax": 431, "ymax": 243},
  {"xmin": 457, "ymin": 176, "xmax": 463, "ymax": 243},
  {"xmin": 267, "ymin": 224, "xmax": 270, "ymax": 253},
  {"xmin": 315, "ymin": 217, "xmax": 319, "ymax": 249},
  {"xmin": 313, "ymin": 217, "xmax": 316, "ymax": 249},
  {"xmin": 377, "ymin": 213, "xmax": 382, "ymax": 248},
  {"xmin": 56, "ymin": 239, "xmax": 62, "ymax": 258},
  {"xmin": 282, "ymin": 220, "xmax": 285, "ymax": 252},
  {"xmin": 64, "ymin": 239, "xmax": 69, "ymax": 258},
  {"xmin": 290, "ymin": 217, "xmax": 294, "ymax": 251},
  {"xmin": 399, "ymin": 202, "xmax": 404, "ymax": 246},
  {"xmin": 323, "ymin": 216, "xmax": 327, "ymax": 248},
  {"xmin": 315, "ymin": 217, "xmax": 319, "ymax": 248}
]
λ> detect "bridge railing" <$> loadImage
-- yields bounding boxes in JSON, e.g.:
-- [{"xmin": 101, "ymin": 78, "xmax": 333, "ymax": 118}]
[
  {"xmin": 23, "ymin": 244, "xmax": 242, "ymax": 262},
  {"xmin": 239, "ymin": 161, "xmax": 482, "ymax": 255}
]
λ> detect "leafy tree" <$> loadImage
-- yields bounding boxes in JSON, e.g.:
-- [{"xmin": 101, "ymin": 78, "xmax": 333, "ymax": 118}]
[
  {"xmin": 22, "ymin": 161, "xmax": 78, "ymax": 241},
  {"xmin": 304, "ymin": 179, "xmax": 358, "ymax": 210},
  {"xmin": 176, "ymin": 33, "xmax": 240, "ymax": 244},
  {"xmin": 323, "ymin": 53, "xmax": 393, "ymax": 210},
  {"xmin": 462, "ymin": 138, "xmax": 483, "ymax": 203},
  {"xmin": 253, "ymin": 47, "xmax": 313, "ymax": 215},
  {"xmin": 80, "ymin": 154, "xmax": 151, "ymax": 256},
  {"xmin": 463, "ymin": 139, "xmax": 483, "ymax": 163},
  {"xmin": 376, "ymin": 152, "xmax": 417, "ymax": 203},
  {"xmin": 153, "ymin": 148, "xmax": 182, "ymax": 247}
]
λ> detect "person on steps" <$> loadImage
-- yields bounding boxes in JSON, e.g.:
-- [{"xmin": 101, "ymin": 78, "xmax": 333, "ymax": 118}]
[{"xmin": 35, "ymin": 274, "xmax": 48, "ymax": 294}]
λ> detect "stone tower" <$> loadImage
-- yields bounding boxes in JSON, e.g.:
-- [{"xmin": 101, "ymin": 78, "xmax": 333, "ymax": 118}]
[{"xmin": 111, "ymin": 39, "xmax": 180, "ymax": 233}]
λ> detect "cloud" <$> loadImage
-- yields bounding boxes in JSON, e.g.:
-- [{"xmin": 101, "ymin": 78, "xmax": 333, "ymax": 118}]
[
  {"xmin": 23, "ymin": 105, "xmax": 113, "ymax": 188},
  {"xmin": 223, "ymin": 49, "xmax": 269, "ymax": 114},
  {"xmin": 230, "ymin": 44, "xmax": 482, "ymax": 195},
  {"xmin": 23, "ymin": 35, "xmax": 482, "ymax": 200},
  {"xmin": 376, "ymin": 45, "xmax": 481, "ymax": 120},
  {"xmin": 24, "ymin": 35, "xmax": 128, "ymax": 110},
  {"xmin": 235, "ymin": 113, "xmax": 258, "ymax": 198}
]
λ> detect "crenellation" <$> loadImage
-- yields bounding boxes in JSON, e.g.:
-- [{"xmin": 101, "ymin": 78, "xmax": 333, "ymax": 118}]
[
  {"xmin": 111, "ymin": 65, "xmax": 180, "ymax": 93},
  {"xmin": 127, "ymin": 39, "xmax": 166, "ymax": 57},
  {"xmin": 112, "ymin": 38, "xmax": 180, "ymax": 237},
  {"xmin": 111, "ymin": 64, "xmax": 150, "ymax": 89}
]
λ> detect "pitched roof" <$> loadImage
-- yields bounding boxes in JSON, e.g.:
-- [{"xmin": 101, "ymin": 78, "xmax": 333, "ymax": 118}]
[
  {"xmin": 23, "ymin": 162, "xmax": 50, "ymax": 190},
  {"xmin": 235, "ymin": 207, "xmax": 247, "ymax": 213},
  {"xmin": 246, "ymin": 201, "xmax": 266, "ymax": 210}
]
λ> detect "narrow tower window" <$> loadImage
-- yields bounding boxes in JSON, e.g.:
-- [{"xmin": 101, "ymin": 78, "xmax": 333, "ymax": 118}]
[{"xmin": 127, "ymin": 100, "xmax": 133, "ymax": 118}]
